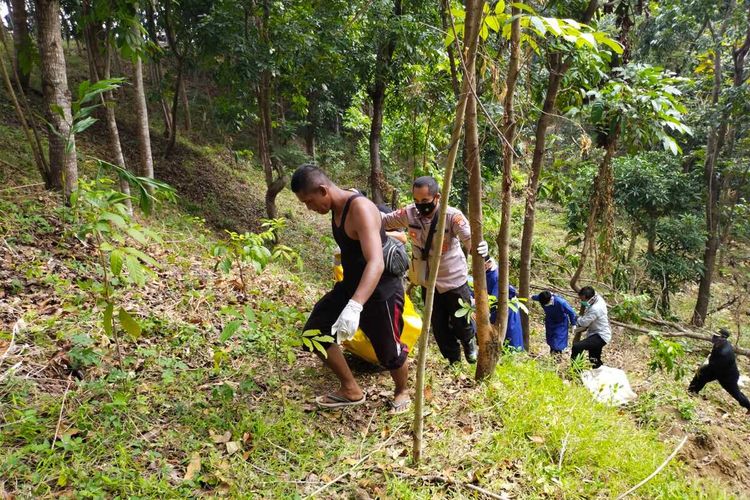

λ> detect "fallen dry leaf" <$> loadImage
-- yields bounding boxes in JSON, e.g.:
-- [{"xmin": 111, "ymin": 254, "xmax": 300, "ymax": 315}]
[
  {"xmin": 210, "ymin": 430, "xmax": 232, "ymax": 444},
  {"xmin": 225, "ymin": 441, "xmax": 241, "ymax": 455},
  {"xmin": 184, "ymin": 452, "xmax": 201, "ymax": 481},
  {"xmin": 528, "ymin": 435, "xmax": 545, "ymax": 444}
]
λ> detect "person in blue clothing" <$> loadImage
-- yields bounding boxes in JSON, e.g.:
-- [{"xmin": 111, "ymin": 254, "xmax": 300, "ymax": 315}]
[
  {"xmin": 531, "ymin": 290, "xmax": 577, "ymax": 354},
  {"xmin": 482, "ymin": 258, "xmax": 524, "ymax": 349}
]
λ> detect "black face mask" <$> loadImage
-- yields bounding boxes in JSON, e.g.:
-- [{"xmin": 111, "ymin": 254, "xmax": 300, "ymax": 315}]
[{"xmin": 415, "ymin": 198, "xmax": 437, "ymax": 216}]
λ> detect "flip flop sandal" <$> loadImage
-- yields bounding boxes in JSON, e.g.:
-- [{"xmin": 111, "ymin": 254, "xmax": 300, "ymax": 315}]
[
  {"xmin": 315, "ymin": 393, "xmax": 367, "ymax": 408},
  {"xmin": 389, "ymin": 398, "xmax": 412, "ymax": 414}
]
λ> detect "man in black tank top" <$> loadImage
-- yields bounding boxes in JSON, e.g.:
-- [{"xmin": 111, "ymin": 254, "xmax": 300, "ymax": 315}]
[{"xmin": 291, "ymin": 165, "xmax": 410, "ymax": 412}]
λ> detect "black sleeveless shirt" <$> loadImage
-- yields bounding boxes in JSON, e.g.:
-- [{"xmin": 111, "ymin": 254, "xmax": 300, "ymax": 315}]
[{"xmin": 333, "ymin": 194, "xmax": 400, "ymax": 302}]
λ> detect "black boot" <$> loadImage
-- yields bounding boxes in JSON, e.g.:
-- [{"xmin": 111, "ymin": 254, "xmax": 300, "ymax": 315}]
[{"xmin": 462, "ymin": 336, "xmax": 478, "ymax": 364}]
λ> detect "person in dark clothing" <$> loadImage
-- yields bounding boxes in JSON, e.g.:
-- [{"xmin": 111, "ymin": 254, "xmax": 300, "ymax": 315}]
[
  {"xmin": 292, "ymin": 165, "xmax": 410, "ymax": 412},
  {"xmin": 688, "ymin": 329, "xmax": 750, "ymax": 412}
]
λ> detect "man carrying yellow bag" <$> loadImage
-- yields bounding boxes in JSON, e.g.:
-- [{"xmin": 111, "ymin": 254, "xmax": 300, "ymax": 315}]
[{"xmin": 335, "ymin": 204, "xmax": 422, "ymax": 368}]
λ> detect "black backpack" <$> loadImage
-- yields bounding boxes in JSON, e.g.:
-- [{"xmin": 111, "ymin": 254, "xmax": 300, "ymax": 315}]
[{"xmin": 383, "ymin": 236, "xmax": 409, "ymax": 276}]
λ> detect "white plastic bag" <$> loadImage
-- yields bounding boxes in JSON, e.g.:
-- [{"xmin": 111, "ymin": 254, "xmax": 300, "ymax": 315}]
[{"xmin": 581, "ymin": 366, "xmax": 637, "ymax": 406}]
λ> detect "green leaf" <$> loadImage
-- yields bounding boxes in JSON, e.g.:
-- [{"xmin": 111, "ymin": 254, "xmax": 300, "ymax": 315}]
[
  {"xmin": 118, "ymin": 308, "xmax": 142, "ymax": 339},
  {"xmin": 123, "ymin": 247, "xmax": 158, "ymax": 267},
  {"xmin": 126, "ymin": 227, "xmax": 148, "ymax": 245},
  {"xmin": 50, "ymin": 104, "xmax": 65, "ymax": 118},
  {"xmin": 103, "ymin": 303, "xmax": 114, "ymax": 336},
  {"xmin": 544, "ymin": 17, "xmax": 562, "ymax": 36},
  {"xmin": 444, "ymin": 30, "xmax": 455, "ymax": 47},
  {"xmin": 124, "ymin": 254, "xmax": 146, "ymax": 286},
  {"xmin": 485, "ymin": 15, "xmax": 500, "ymax": 32},
  {"xmin": 599, "ymin": 36, "xmax": 623, "ymax": 55},
  {"xmin": 110, "ymin": 249, "xmax": 124, "ymax": 276},
  {"xmin": 511, "ymin": 2, "xmax": 537, "ymax": 14},
  {"xmin": 243, "ymin": 306, "xmax": 256, "ymax": 323},
  {"xmin": 529, "ymin": 16, "xmax": 546, "ymax": 35},
  {"xmin": 579, "ymin": 32, "xmax": 596, "ymax": 48},
  {"xmin": 495, "ymin": 0, "xmax": 506, "ymax": 14},
  {"xmin": 479, "ymin": 23, "xmax": 489, "ymax": 40},
  {"xmin": 71, "ymin": 116, "xmax": 98, "ymax": 135},
  {"xmin": 302, "ymin": 337, "xmax": 314, "ymax": 351},
  {"xmin": 220, "ymin": 320, "xmax": 243, "ymax": 342},
  {"xmin": 312, "ymin": 340, "xmax": 328, "ymax": 358},
  {"xmin": 100, "ymin": 212, "xmax": 126, "ymax": 228}
]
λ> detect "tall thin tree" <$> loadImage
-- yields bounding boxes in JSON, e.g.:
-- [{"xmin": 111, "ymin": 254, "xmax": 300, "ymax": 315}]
[
  {"xmin": 10, "ymin": 0, "xmax": 32, "ymax": 90},
  {"xmin": 463, "ymin": 0, "xmax": 496, "ymax": 380},
  {"xmin": 519, "ymin": 0, "xmax": 599, "ymax": 346},
  {"xmin": 368, "ymin": 0, "xmax": 402, "ymax": 205},
  {"xmin": 35, "ymin": 0, "xmax": 78, "ymax": 200},
  {"xmin": 81, "ymin": 1, "xmax": 132, "ymax": 209},
  {"xmin": 495, "ymin": 5, "xmax": 522, "ymax": 352},
  {"xmin": 412, "ymin": 0, "xmax": 482, "ymax": 462},
  {"xmin": 692, "ymin": 1, "xmax": 747, "ymax": 326}
]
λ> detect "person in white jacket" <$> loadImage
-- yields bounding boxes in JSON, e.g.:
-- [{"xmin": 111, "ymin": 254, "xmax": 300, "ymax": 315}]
[{"xmin": 571, "ymin": 286, "xmax": 612, "ymax": 368}]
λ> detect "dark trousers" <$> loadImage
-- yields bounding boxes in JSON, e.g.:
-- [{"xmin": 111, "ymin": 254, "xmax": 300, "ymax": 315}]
[
  {"xmin": 423, "ymin": 283, "xmax": 476, "ymax": 363},
  {"xmin": 571, "ymin": 334, "xmax": 606, "ymax": 369},
  {"xmin": 689, "ymin": 365, "xmax": 750, "ymax": 410}
]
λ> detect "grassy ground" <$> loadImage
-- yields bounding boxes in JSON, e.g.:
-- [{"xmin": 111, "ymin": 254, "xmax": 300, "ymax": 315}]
[{"xmin": 0, "ymin": 184, "xmax": 741, "ymax": 499}]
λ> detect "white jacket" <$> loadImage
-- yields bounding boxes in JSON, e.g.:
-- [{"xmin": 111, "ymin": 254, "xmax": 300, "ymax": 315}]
[{"xmin": 576, "ymin": 294, "xmax": 612, "ymax": 344}]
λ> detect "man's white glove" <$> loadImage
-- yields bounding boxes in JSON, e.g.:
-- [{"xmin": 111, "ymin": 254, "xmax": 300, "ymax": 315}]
[
  {"xmin": 476, "ymin": 240, "xmax": 489, "ymax": 258},
  {"xmin": 332, "ymin": 299, "xmax": 363, "ymax": 344}
]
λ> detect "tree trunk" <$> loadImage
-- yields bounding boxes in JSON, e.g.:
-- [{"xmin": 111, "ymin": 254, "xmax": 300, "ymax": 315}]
[
  {"xmin": 145, "ymin": 0, "xmax": 173, "ymax": 137},
  {"xmin": 36, "ymin": 0, "xmax": 77, "ymax": 200},
  {"xmin": 627, "ymin": 224, "xmax": 638, "ymax": 263},
  {"xmin": 494, "ymin": 5, "xmax": 521, "ymax": 354},
  {"xmin": 439, "ymin": 0, "xmax": 460, "ymax": 99},
  {"xmin": 518, "ymin": 56, "xmax": 564, "ymax": 348},
  {"xmin": 163, "ymin": 0, "xmax": 182, "ymax": 158},
  {"xmin": 133, "ymin": 52, "xmax": 154, "ymax": 182},
  {"xmin": 463, "ymin": 1, "xmax": 494, "ymax": 380},
  {"xmin": 693, "ymin": 9, "xmax": 749, "ymax": 326},
  {"xmin": 368, "ymin": 0, "xmax": 401, "ymax": 205},
  {"xmin": 81, "ymin": 9, "xmax": 132, "ymax": 210},
  {"xmin": 413, "ymin": 0, "xmax": 482, "ymax": 463},
  {"xmin": 570, "ymin": 131, "xmax": 619, "ymax": 293},
  {"xmin": 258, "ymin": 71, "xmax": 285, "ymax": 219},
  {"xmin": 179, "ymin": 73, "xmax": 191, "ymax": 131},
  {"xmin": 255, "ymin": 0, "xmax": 285, "ymax": 219},
  {"xmin": 164, "ymin": 60, "xmax": 182, "ymax": 157},
  {"xmin": 305, "ymin": 93, "xmax": 316, "ymax": 159},
  {"xmin": 10, "ymin": 0, "xmax": 31, "ymax": 90},
  {"xmin": 518, "ymin": 0, "xmax": 598, "ymax": 346},
  {"xmin": 0, "ymin": 22, "xmax": 49, "ymax": 183},
  {"xmin": 368, "ymin": 68, "xmax": 387, "ymax": 205}
]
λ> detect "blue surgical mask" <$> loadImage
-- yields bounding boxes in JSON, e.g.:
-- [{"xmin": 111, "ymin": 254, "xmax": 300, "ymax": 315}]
[{"xmin": 581, "ymin": 300, "xmax": 589, "ymax": 308}]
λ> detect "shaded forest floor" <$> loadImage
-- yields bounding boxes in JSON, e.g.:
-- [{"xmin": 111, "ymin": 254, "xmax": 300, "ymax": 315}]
[{"xmin": 2, "ymin": 56, "xmax": 750, "ymax": 498}]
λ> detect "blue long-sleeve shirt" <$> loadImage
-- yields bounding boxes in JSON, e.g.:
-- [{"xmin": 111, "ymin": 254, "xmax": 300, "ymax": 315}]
[
  {"xmin": 485, "ymin": 267, "xmax": 523, "ymax": 349},
  {"xmin": 532, "ymin": 294, "xmax": 577, "ymax": 351}
]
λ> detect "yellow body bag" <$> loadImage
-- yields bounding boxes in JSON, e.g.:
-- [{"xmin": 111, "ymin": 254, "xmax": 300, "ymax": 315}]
[{"xmin": 333, "ymin": 264, "xmax": 422, "ymax": 365}]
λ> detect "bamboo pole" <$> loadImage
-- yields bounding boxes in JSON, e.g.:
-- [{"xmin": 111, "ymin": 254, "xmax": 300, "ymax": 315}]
[{"xmin": 412, "ymin": 0, "xmax": 483, "ymax": 464}]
